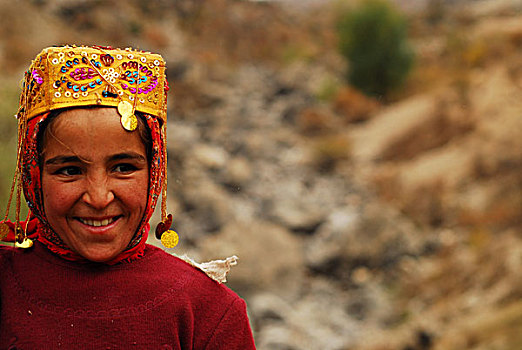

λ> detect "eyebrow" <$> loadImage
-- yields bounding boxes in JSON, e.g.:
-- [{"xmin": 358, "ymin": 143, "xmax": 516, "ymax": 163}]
[
  {"xmin": 109, "ymin": 152, "xmax": 147, "ymax": 163},
  {"xmin": 44, "ymin": 152, "xmax": 146, "ymax": 165},
  {"xmin": 44, "ymin": 155, "xmax": 82, "ymax": 165}
]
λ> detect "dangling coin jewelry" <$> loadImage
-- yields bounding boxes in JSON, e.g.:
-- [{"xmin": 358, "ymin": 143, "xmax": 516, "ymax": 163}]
[
  {"xmin": 15, "ymin": 238, "xmax": 33, "ymax": 249},
  {"xmin": 117, "ymin": 100, "xmax": 137, "ymax": 131},
  {"xmin": 0, "ymin": 222, "xmax": 9, "ymax": 240},
  {"xmin": 121, "ymin": 114, "xmax": 138, "ymax": 131},
  {"xmin": 155, "ymin": 213, "xmax": 172, "ymax": 239},
  {"xmin": 155, "ymin": 214, "xmax": 179, "ymax": 248},
  {"xmin": 161, "ymin": 230, "xmax": 179, "ymax": 248},
  {"xmin": 117, "ymin": 100, "xmax": 132, "ymax": 118}
]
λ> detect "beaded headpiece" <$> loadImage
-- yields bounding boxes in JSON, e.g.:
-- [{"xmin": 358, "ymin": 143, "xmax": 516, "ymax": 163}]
[
  {"xmin": 19, "ymin": 45, "xmax": 167, "ymax": 129},
  {"xmin": 0, "ymin": 45, "xmax": 178, "ymax": 253}
]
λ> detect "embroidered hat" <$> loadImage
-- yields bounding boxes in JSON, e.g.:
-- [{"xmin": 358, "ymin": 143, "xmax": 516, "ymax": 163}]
[{"xmin": 18, "ymin": 45, "xmax": 168, "ymax": 129}]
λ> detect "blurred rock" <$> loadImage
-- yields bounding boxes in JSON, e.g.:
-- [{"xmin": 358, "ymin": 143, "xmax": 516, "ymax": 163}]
[
  {"xmin": 167, "ymin": 122, "xmax": 201, "ymax": 151},
  {"xmin": 306, "ymin": 203, "xmax": 426, "ymax": 283},
  {"xmin": 253, "ymin": 280, "xmax": 358, "ymax": 350},
  {"xmin": 198, "ymin": 220, "xmax": 305, "ymax": 295},
  {"xmin": 222, "ymin": 156, "xmax": 253, "ymax": 187},
  {"xmin": 295, "ymin": 107, "xmax": 337, "ymax": 135},
  {"xmin": 305, "ymin": 206, "xmax": 360, "ymax": 268},
  {"xmin": 350, "ymin": 94, "xmax": 438, "ymax": 162},
  {"xmin": 268, "ymin": 198, "xmax": 325, "ymax": 233},
  {"xmin": 333, "ymin": 85, "xmax": 380, "ymax": 124},
  {"xmin": 180, "ymin": 180, "xmax": 233, "ymax": 235},
  {"xmin": 192, "ymin": 144, "xmax": 229, "ymax": 169},
  {"xmin": 350, "ymin": 90, "xmax": 472, "ymax": 162}
]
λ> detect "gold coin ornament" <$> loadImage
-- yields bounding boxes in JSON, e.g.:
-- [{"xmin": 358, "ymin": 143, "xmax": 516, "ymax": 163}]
[
  {"xmin": 161, "ymin": 230, "xmax": 179, "ymax": 248},
  {"xmin": 117, "ymin": 101, "xmax": 137, "ymax": 131},
  {"xmin": 121, "ymin": 114, "xmax": 138, "ymax": 131},
  {"xmin": 0, "ymin": 222, "xmax": 9, "ymax": 240},
  {"xmin": 117, "ymin": 100, "xmax": 133, "ymax": 118},
  {"xmin": 15, "ymin": 238, "xmax": 33, "ymax": 249}
]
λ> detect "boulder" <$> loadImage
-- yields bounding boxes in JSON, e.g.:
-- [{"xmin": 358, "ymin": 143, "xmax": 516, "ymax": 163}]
[
  {"xmin": 222, "ymin": 156, "xmax": 253, "ymax": 187},
  {"xmin": 192, "ymin": 144, "xmax": 229, "ymax": 170},
  {"xmin": 198, "ymin": 220, "xmax": 304, "ymax": 295},
  {"xmin": 180, "ymin": 179, "xmax": 233, "ymax": 234},
  {"xmin": 349, "ymin": 91, "xmax": 471, "ymax": 162},
  {"xmin": 306, "ymin": 203, "xmax": 426, "ymax": 280},
  {"xmin": 252, "ymin": 284, "xmax": 358, "ymax": 350}
]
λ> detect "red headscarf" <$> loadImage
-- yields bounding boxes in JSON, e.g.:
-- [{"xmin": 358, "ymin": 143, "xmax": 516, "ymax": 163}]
[{"xmin": 18, "ymin": 110, "xmax": 165, "ymax": 264}]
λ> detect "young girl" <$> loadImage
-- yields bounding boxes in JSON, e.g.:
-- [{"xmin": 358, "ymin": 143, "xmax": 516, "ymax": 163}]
[{"xmin": 0, "ymin": 45, "xmax": 256, "ymax": 349}]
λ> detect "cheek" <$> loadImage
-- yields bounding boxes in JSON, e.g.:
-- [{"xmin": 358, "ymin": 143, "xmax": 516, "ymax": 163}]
[
  {"xmin": 136, "ymin": 174, "xmax": 150, "ymax": 211},
  {"xmin": 113, "ymin": 174, "xmax": 149, "ymax": 210},
  {"xmin": 41, "ymin": 178, "xmax": 79, "ymax": 217}
]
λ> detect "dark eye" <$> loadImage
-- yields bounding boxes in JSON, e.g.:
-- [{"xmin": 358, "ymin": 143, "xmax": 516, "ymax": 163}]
[
  {"xmin": 56, "ymin": 166, "xmax": 82, "ymax": 176},
  {"xmin": 113, "ymin": 163, "xmax": 138, "ymax": 174}
]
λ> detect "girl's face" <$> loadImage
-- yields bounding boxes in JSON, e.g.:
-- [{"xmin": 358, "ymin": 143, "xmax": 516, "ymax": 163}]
[{"xmin": 40, "ymin": 108, "xmax": 149, "ymax": 262}]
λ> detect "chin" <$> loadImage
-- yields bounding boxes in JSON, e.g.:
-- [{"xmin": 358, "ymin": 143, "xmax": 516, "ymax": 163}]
[{"xmin": 79, "ymin": 246, "xmax": 122, "ymax": 263}]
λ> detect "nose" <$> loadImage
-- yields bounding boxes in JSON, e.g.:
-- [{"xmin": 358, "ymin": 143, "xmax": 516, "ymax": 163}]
[{"xmin": 81, "ymin": 177, "xmax": 115, "ymax": 210}]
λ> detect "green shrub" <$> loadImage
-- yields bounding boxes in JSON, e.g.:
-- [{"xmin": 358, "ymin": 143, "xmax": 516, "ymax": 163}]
[{"xmin": 337, "ymin": 0, "xmax": 414, "ymax": 98}]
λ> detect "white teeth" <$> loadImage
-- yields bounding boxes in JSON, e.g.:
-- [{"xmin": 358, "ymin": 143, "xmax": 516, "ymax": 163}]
[{"xmin": 79, "ymin": 218, "xmax": 114, "ymax": 227}]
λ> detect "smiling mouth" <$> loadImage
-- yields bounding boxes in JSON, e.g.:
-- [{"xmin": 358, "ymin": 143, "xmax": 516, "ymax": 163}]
[{"xmin": 76, "ymin": 216, "xmax": 120, "ymax": 227}]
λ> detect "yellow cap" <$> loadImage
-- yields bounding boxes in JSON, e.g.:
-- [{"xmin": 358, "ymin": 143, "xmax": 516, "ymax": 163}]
[{"xmin": 19, "ymin": 45, "xmax": 167, "ymax": 123}]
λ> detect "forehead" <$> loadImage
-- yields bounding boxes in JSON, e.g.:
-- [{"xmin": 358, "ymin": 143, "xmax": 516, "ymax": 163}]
[{"xmin": 42, "ymin": 107, "xmax": 146, "ymax": 159}]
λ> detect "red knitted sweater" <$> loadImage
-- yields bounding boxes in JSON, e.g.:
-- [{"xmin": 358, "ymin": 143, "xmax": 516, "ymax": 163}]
[{"xmin": 0, "ymin": 242, "xmax": 256, "ymax": 349}]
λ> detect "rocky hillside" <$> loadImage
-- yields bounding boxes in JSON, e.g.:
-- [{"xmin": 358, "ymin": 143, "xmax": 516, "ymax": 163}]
[{"xmin": 1, "ymin": 0, "xmax": 521, "ymax": 349}]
